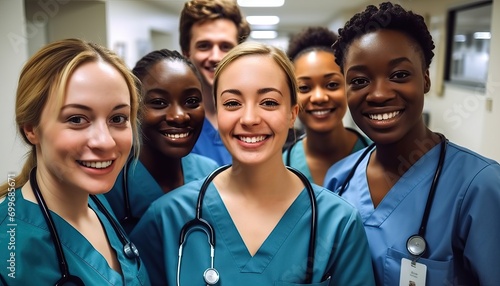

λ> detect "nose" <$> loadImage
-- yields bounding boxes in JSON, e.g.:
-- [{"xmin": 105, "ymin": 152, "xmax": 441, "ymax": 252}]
[
  {"xmin": 208, "ymin": 46, "xmax": 224, "ymax": 63},
  {"xmin": 239, "ymin": 105, "xmax": 261, "ymax": 126},
  {"xmin": 366, "ymin": 78, "xmax": 395, "ymax": 103},
  {"xmin": 87, "ymin": 121, "xmax": 116, "ymax": 150},
  {"xmin": 166, "ymin": 104, "xmax": 189, "ymax": 125},
  {"xmin": 309, "ymin": 87, "xmax": 329, "ymax": 104}
]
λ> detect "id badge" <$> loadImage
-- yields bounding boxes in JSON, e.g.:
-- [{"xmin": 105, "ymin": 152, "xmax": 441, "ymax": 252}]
[{"xmin": 399, "ymin": 258, "xmax": 426, "ymax": 286}]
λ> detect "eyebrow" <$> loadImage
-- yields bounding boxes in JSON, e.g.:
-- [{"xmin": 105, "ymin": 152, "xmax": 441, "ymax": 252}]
[
  {"xmin": 220, "ymin": 87, "xmax": 283, "ymax": 97},
  {"xmin": 61, "ymin": 103, "xmax": 130, "ymax": 111},
  {"xmin": 346, "ymin": 57, "xmax": 412, "ymax": 73},
  {"xmin": 298, "ymin": 72, "xmax": 341, "ymax": 80}
]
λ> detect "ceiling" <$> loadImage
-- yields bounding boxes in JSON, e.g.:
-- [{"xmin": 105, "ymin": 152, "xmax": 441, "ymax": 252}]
[{"xmin": 144, "ymin": 0, "xmax": 373, "ymax": 37}]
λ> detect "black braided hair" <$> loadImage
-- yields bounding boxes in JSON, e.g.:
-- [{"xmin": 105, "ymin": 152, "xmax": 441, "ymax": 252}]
[
  {"xmin": 132, "ymin": 49, "xmax": 203, "ymax": 89},
  {"xmin": 332, "ymin": 1, "xmax": 435, "ymax": 73},
  {"xmin": 287, "ymin": 26, "xmax": 338, "ymax": 61}
]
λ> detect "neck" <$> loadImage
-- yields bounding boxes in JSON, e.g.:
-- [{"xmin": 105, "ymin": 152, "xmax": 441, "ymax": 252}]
[
  {"xmin": 22, "ymin": 168, "xmax": 90, "ymax": 223},
  {"xmin": 217, "ymin": 157, "xmax": 302, "ymax": 199},
  {"xmin": 373, "ymin": 128, "xmax": 440, "ymax": 175},
  {"xmin": 139, "ymin": 147, "xmax": 184, "ymax": 193},
  {"xmin": 305, "ymin": 126, "xmax": 353, "ymax": 155}
]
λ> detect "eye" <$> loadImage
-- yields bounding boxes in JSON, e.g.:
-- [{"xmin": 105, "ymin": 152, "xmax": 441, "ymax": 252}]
[
  {"xmin": 349, "ymin": 77, "xmax": 369, "ymax": 89},
  {"xmin": 196, "ymin": 42, "xmax": 211, "ymax": 51},
  {"xmin": 326, "ymin": 81, "xmax": 340, "ymax": 90},
  {"xmin": 185, "ymin": 96, "xmax": 201, "ymax": 108},
  {"xmin": 220, "ymin": 43, "xmax": 235, "ymax": 52},
  {"xmin": 222, "ymin": 100, "xmax": 241, "ymax": 109},
  {"xmin": 298, "ymin": 85, "xmax": 311, "ymax": 93},
  {"xmin": 148, "ymin": 98, "xmax": 168, "ymax": 109},
  {"xmin": 261, "ymin": 99, "xmax": 279, "ymax": 108},
  {"xmin": 391, "ymin": 71, "xmax": 410, "ymax": 81},
  {"xmin": 67, "ymin": 116, "xmax": 88, "ymax": 125},
  {"xmin": 110, "ymin": 115, "xmax": 129, "ymax": 125}
]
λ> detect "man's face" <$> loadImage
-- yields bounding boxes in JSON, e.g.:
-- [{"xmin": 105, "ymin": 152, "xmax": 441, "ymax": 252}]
[{"xmin": 184, "ymin": 18, "xmax": 238, "ymax": 88}]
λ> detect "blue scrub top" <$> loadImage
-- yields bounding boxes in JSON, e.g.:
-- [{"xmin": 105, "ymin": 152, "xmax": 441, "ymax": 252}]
[
  {"xmin": 130, "ymin": 177, "xmax": 375, "ymax": 285},
  {"xmin": 283, "ymin": 132, "xmax": 370, "ymax": 184},
  {"xmin": 105, "ymin": 153, "xmax": 218, "ymax": 233},
  {"xmin": 323, "ymin": 141, "xmax": 500, "ymax": 285},
  {"xmin": 0, "ymin": 189, "xmax": 150, "ymax": 285},
  {"xmin": 191, "ymin": 118, "xmax": 231, "ymax": 166}
]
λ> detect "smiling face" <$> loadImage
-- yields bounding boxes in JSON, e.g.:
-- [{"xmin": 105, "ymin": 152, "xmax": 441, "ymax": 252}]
[
  {"xmin": 140, "ymin": 59, "xmax": 204, "ymax": 159},
  {"xmin": 344, "ymin": 29, "xmax": 430, "ymax": 145},
  {"xmin": 184, "ymin": 18, "xmax": 238, "ymax": 88},
  {"xmin": 26, "ymin": 61, "xmax": 132, "ymax": 195},
  {"xmin": 216, "ymin": 54, "xmax": 298, "ymax": 165},
  {"xmin": 294, "ymin": 50, "xmax": 347, "ymax": 134}
]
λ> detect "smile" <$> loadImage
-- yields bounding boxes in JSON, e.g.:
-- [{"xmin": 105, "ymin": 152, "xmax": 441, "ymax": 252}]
[
  {"xmin": 368, "ymin": 111, "xmax": 400, "ymax": 121},
  {"xmin": 308, "ymin": 109, "xmax": 333, "ymax": 116},
  {"xmin": 164, "ymin": 132, "xmax": 190, "ymax": 139},
  {"xmin": 239, "ymin": 135, "xmax": 267, "ymax": 143},
  {"xmin": 78, "ymin": 160, "xmax": 113, "ymax": 169}
]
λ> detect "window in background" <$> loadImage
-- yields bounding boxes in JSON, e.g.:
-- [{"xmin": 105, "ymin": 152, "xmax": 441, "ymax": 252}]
[{"xmin": 445, "ymin": 1, "xmax": 492, "ymax": 89}]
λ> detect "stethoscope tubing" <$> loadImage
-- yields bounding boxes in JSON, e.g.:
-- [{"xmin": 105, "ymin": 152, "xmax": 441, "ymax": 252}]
[
  {"xmin": 178, "ymin": 164, "xmax": 318, "ymax": 284},
  {"xmin": 29, "ymin": 167, "xmax": 138, "ymax": 286},
  {"xmin": 338, "ymin": 134, "xmax": 448, "ymax": 258}
]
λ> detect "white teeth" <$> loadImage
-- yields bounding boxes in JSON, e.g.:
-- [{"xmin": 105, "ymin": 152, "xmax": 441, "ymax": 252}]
[
  {"xmin": 369, "ymin": 111, "xmax": 400, "ymax": 121},
  {"xmin": 239, "ymin": 136, "xmax": 266, "ymax": 143},
  {"xmin": 310, "ymin": 110, "xmax": 330, "ymax": 116},
  {"xmin": 165, "ymin": 132, "xmax": 189, "ymax": 139},
  {"xmin": 79, "ymin": 160, "xmax": 112, "ymax": 169}
]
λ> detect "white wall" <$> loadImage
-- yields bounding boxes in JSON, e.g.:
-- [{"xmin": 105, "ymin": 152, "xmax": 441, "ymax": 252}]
[
  {"xmin": 106, "ymin": 0, "xmax": 179, "ymax": 68},
  {"xmin": 0, "ymin": 1, "xmax": 29, "ymax": 178}
]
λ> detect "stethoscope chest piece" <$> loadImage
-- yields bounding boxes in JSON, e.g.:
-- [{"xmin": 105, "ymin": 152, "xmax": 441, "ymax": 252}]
[
  {"xmin": 406, "ymin": 234, "xmax": 426, "ymax": 257},
  {"xmin": 204, "ymin": 268, "xmax": 219, "ymax": 285}
]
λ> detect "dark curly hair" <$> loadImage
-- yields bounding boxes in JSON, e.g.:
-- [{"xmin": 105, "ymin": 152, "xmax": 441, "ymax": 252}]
[
  {"xmin": 332, "ymin": 2, "xmax": 435, "ymax": 73},
  {"xmin": 133, "ymin": 49, "xmax": 203, "ymax": 88},
  {"xmin": 287, "ymin": 26, "xmax": 338, "ymax": 61}
]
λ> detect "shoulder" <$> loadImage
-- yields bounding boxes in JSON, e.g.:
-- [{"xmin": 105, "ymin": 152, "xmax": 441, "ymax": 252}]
[
  {"xmin": 182, "ymin": 153, "xmax": 219, "ymax": 169},
  {"xmin": 323, "ymin": 147, "xmax": 369, "ymax": 191}
]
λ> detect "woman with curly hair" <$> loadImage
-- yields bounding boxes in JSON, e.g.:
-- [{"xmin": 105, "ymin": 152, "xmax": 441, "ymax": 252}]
[
  {"xmin": 284, "ymin": 26, "xmax": 370, "ymax": 185},
  {"xmin": 324, "ymin": 2, "xmax": 500, "ymax": 285}
]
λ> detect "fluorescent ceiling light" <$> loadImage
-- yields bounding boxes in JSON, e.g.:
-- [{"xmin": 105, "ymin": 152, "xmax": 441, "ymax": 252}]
[
  {"xmin": 238, "ymin": 0, "xmax": 284, "ymax": 7},
  {"xmin": 250, "ymin": 31, "xmax": 278, "ymax": 39},
  {"xmin": 246, "ymin": 16, "xmax": 280, "ymax": 26},
  {"xmin": 474, "ymin": 32, "xmax": 491, "ymax": 39}
]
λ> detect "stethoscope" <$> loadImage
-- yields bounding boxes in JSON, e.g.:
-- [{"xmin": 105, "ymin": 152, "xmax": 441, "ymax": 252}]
[
  {"xmin": 29, "ymin": 167, "xmax": 139, "ymax": 286},
  {"xmin": 177, "ymin": 164, "xmax": 318, "ymax": 285},
  {"xmin": 285, "ymin": 127, "xmax": 370, "ymax": 166},
  {"xmin": 338, "ymin": 134, "xmax": 447, "ymax": 259},
  {"xmin": 121, "ymin": 156, "xmax": 139, "ymax": 227}
]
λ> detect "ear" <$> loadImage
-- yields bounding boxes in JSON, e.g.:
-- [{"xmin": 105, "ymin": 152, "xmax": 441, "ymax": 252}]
[
  {"xmin": 424, "ymin": 69, "xmax": 431, "ymax": 94},
  {"xmin": 289, "ymin": 104, "xmax": 299, "ymax": 129},
  {"xmin": 23, "ymin": 124, "xmax": 39, "ymax": 145},
  {"xmin": 182, "ymin": 50, "xmax": 190, "ymax": 58}
]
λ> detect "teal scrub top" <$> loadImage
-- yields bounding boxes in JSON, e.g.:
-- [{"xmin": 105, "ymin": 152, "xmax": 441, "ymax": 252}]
[
  {"xmin": 105, "ymin": 153, "xmax": 218, "ymax": 233},
  {"xmin": 324, "ymin": 141, "xmax": 500, "ymax": 285},
  {"xmin": 130, "ymin": 178, "xmax": 375, "ymax": 285},
  {"xmin": 0, "ymin": 189, "xmax": 150, "ymax": 285},
  {"xmin": 283, "ymin": 129, "xmax": 370, "ymax": 183}
]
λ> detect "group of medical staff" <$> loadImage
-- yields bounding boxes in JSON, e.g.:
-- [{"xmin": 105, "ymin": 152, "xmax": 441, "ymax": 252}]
[{"xmin": 1, "ymin": 0, "xmax": 500, "ymax": 285}]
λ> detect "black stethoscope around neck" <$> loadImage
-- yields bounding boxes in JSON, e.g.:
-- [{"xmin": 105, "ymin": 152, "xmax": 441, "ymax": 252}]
[
  {"xmin": 338, "ymin": 134, "xmax": 448, "ymax": 259},
  {"xmin": 29, "ymin": 167, "xmax": 139, "ymax": 286},
  {"xmin": 177, "ymin": 164, "xmax": 318, "ymax": 285}
]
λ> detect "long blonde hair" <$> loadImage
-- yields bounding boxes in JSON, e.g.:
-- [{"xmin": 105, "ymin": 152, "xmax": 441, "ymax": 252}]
[{"xmin": 0, "ymin": 38, "xmax": 141, "ymax": 197}]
